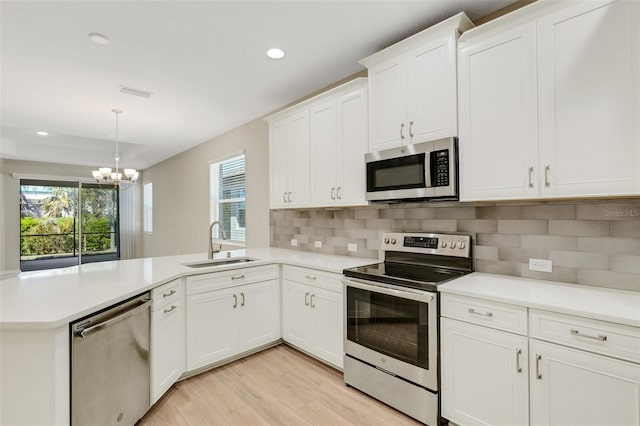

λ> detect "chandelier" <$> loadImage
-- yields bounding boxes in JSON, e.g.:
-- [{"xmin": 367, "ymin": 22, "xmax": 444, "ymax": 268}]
[{"xmin": 92, "ymin": 109, "xmax": 139, "ymax": 187}]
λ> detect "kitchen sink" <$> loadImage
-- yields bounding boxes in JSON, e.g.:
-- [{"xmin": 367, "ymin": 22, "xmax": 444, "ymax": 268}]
[{"xmin": 182, "ymin": 257, "xmax": 257, "ymax": 268}]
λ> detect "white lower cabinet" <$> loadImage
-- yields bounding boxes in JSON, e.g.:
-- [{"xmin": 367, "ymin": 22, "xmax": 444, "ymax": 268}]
[
  {"xmin": 530, "ymin": 339, "xmax": 640, "ymax": 426},
  {"xmin": 441, "ymin": 318, "xmax": 529, "ymax": 426},
  {"xmin": 150, "ymin": 279, "xmax": 185, "ymax": 404},
  {"xmin": 441, "ymin": 294, "xmax": 640, "ymax": 426},
  {"xmin": 282, "ymin": 266, "xmax": 343, "ymax": 368},
  {"xmin": 185, "ymin": 266, "xmax": 280, "ymax": 372}
]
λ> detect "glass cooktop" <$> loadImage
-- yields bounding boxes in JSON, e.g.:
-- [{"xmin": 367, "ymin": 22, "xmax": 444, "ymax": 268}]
[{"xmin": 343, "ymin": 261, "xmax": 468, "ymax": 292}]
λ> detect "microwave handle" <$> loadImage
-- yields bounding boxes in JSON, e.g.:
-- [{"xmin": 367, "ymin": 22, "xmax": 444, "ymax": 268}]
[{"xmin": 425, "ymin": 152, "xmax": 433, "ymax": 188}]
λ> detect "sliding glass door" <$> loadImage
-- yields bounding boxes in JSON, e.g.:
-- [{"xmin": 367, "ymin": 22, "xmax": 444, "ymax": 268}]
[
  {"xmin": 19, "ymin": 179, "xmax": 120, "ymax": 271},
  {"xmin": 80, "ymin": 184, "xmax": 120, "ymax": 264}
]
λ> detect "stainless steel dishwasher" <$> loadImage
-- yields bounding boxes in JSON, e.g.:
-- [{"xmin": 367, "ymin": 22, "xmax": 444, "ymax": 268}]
[{"xmin": 71, "ymin": 292, "xmax": 151, "ymax": 426}]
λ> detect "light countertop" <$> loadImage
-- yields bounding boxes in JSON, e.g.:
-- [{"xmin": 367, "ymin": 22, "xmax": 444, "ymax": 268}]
[
  {"xmin": 0, "ymin": 248, "xmax": 378, "ymax": 329},
  {"xmin": 439, "ymin": 272, "xmax": 640, "ymax": 327}
]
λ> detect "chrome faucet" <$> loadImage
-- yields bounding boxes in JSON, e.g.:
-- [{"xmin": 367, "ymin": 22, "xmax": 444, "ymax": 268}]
[{"xmin": 208, "ymin": 221, "xmax": 228, "ymax": 259}]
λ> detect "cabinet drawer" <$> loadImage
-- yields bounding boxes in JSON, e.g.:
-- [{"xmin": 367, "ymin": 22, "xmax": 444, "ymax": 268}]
[
  {"xmin": 530, "ymin": 309, "xmax": 640, "ymax": 363},
  {"xmin": 186, "ymin": 265, "xmax": 278, "ymax": 294},
  {"xmin": 152, "ymin": 279, "xmax": 183, "ymax": 310},
  {"xmin": 282, "ymin": 265, "xmax": 342, "ymax": 292},
  {"xmin": 441, "ymin": 294, "xmax": 527, "ymax": 335}
]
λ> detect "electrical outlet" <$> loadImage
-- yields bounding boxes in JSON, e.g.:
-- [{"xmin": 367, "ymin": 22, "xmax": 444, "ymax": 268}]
[
  {"xmin": 290, "ymin": 238, "xmax": 298, "ymax": 247},
  {"xmin": 314, "ymin": 241, "xmax": 322, "ymax": 248},
  {"xmin": 348, "ymin": 243, "xmax": 358, "ymax": 252},
  {"xmin": 529, "ymin": 258, "xmax": 552, "ymax": 273}
]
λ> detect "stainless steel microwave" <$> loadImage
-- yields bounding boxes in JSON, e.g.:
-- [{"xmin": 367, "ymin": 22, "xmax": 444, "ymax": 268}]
[{"xmin": 365, "ymin": 137, "xmax": 458, "ymax": 202}]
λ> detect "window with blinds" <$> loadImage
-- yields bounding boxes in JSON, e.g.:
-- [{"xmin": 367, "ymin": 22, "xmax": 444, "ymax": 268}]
[{"xmin": 210, "ymin": 153, "xmax": 246, "ymax": 243}]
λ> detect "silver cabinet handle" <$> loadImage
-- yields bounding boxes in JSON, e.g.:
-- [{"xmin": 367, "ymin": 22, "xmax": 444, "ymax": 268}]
[
  {"xmin": 163, "ymin": 289, "xmax": 176, "ymax": 298},
  {"xmin": 528, "ymin": 167, "xmax": 534, "ymax": 188},
  {"xmin": 304, "ymin": 292, "xmax": 310, "ymax": 306},
  {"xmin": 331, "ymin": 187, "xmax": 335, "ymax": 200},
  {"xmin": 305, "ymin": 275, "xmax": 317, "ymax": 280},
  {"xmin": 400, "ymin": 122, "xmax": 405, "ymax": 141},
  {"xmin": 337, "ymin": 186, "xmax": 341, "ymax": 199},
  {"xmin": 283, "ymin": 192, "xmax": 287, "ymax": 203},
  {"xmin": 571, "ymin": 328, "xmax": 607, "ymax": 341},
  {"xmin": 468, "ymin": 308, "xmax": 493, "ymax": 317},
  {"xmin": 544, "ymin": 165, "xmax": 551, "ymax": 187},
  {"xmin": 310, "ymin": 293, "xmax": 316, "ymax": 308},
  {"xmin": 516, "ymin": 348, "xmax": 522, "ymax": 373},
  {"xmin": 233, "ymin": 294, "xmax": 238, "ymax": 308},
  {"xmin": 231, "ymin": 275, "xmax": 245, "ymax": 280},
  {"xmin": 289, "ymin": 192, "xmax": 293, "ymax": 203},
  {"xmin": 240, "ymin": 292, "xmax": 245, "ymax": 307},
  {"xmin": 409, "ymin": 120, "xmax": 414, "ymax": 138},
  {"xmin": 535, "ymin": 354, "xmax": 542, "ymax": 379},
  {"xmin": 163, "ymin": 305, "xmax": 177, "ymax": 314}
]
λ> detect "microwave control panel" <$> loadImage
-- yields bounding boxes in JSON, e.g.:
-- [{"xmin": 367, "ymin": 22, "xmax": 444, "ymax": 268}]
[{"xmin": 430, "ymin": 149, "xmax": 449, "ymax": 187}]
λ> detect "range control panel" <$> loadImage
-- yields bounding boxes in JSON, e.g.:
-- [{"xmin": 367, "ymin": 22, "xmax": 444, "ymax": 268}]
[{"xmin": 381, "ymin": 232, "xmax": 471, "ymax": 258}]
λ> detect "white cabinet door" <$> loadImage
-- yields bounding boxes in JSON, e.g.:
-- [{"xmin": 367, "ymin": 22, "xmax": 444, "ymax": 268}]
[
  {"xmin": 282, "ymin": 280, "xmax": 312, "ymax": 353},
  {"xmin": 537, "ymin": 0, "xmax": 640, "ymax": 197},
  {"xmin": 458, "ymin": 22, "xmax": 539, "ymax": 201},
  {"xmin": 310, "ymin": 287, "xmax": 343, "ymax": 368},
  {"xmin": 441, "ymin": 318, "xmax": 529, "ymax": 426},
  {"xmin": 336, "ymin": 86, "xmax": 368, "ymax": 207},
  {"xmin": 530, "ymin": 339, "xmax": 640, "ymax": 426},
  {"xmin": 237, "ymin": 280, "xmax": 280, "ymax": 353},
  {"xmin": 151, "ymin": 298, "xmax": 184, "ymax": 404},
  {"xmin": 407, "ymin": 35, "xmax": 457, "ymax": 143},
  {"xmin": 186, "ymin": 288, "xmax": 237, "ymax": 371},
  {"xmin": 269, "ymin": 117, "xmax": 291, "ymax": 208},
  {"xmin": 287, "ymin": 110, "xmax": 311, "ymax": 207},
  {"xmin": 310, "ymin": 100, "xmax": 338, "ymax": 207},
  {"xmin": 368, "ymin": 57, "xmax": 408, "ymax": 151}
]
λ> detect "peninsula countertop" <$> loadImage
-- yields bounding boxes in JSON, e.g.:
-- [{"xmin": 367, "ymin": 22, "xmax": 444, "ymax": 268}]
[{"xmin": 0, "ymin": 248, "xmax": 378, "ymax": 329}]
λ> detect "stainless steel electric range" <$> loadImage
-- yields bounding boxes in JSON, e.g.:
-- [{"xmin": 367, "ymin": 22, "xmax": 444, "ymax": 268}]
[{"xmin": 342, "ymin": 232, "xmax": 472, "ymax": 425}]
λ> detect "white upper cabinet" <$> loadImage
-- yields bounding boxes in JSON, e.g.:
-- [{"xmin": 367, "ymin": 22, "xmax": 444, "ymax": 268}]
[
  {"xmin": 361, "ymin": 13, "xmax": 473, "ymax": 152},
  {"xmin": 459, "ymin": 0, "xmax": 640, "ymax": 201},
  {"xmin": 267, "ymin": 78, "xmax": 368, "ymax": 209},
  {"xmin": 268, "ymin": 110, "xmax": 311, "ymax": 209},
  {"xmin": 458, "ymin": 22, "xmax": 539, "ymax": 200},
  {"xmin": 537, "ymin": 0, "xmax": 640, "ymax": 197}
]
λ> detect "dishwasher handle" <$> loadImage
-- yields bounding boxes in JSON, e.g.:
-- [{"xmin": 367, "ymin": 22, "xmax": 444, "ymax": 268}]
[{"xmin": 76, "ymin": 297, "xmax": 151, "ymax": 339}]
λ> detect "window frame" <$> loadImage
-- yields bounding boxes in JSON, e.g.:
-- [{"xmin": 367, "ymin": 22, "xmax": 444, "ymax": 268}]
[
  {"xmin": 143, "ymin": 181, "xmax": 153, "ymax": 235},
  {"xmin": 209, "ymin": 151, "xmax": 246, "ymax": 245}
]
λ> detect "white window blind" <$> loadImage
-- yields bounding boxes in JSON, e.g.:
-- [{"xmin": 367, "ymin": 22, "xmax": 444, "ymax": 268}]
[
  {"xmin": 210, "ymin": 154, "xmax": 246, "ymax": 243},
  {"xmin": 143, "ymin": 182, "xmax": 153, "ymax": 234}
]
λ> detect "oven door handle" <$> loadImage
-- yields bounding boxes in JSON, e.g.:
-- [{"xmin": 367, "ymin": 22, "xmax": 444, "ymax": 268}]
[{"xmin": 342, "ymin": 278, "xmax": 435, "ymax": 304}]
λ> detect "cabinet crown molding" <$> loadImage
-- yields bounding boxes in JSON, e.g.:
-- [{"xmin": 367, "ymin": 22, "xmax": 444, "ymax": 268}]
[
  {"xmin": 263, "ymin": 78, "xmax": 367, "ymax": 124},
  {"xmin": 359, "ymin": 12, "xmax": 473, "ymax": 68},
  {"xmin": 459, "ymin": 0, "xmax": 579, "ymax": 46}
]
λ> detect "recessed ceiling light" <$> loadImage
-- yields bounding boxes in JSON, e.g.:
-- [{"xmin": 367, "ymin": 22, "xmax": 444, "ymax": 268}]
[
  {"xmin": 89, "ymin": 32, "xmax": 110, "ymax": 45},
  {"xmin": 267, "ymin": 48, "xmax": 285, "ymax": 59},
  {"xmin": 36, "ymin": 131, "xmax": 48, "ymax": 136}
]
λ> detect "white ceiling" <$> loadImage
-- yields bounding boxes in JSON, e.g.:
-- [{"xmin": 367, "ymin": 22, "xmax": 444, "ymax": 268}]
[{"xmin": 1, "ymin": 0, "xmax": 515, "ymax": 170}]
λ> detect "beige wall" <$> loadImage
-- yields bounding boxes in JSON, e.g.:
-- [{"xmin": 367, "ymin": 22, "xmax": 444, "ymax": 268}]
[
  {"xmin": 140, "ymin": 118, "xmax": 269, "ymax": 258},
  {"xmin": 0, "ymin": 159, "xmax": 99, "ymax": 271}
]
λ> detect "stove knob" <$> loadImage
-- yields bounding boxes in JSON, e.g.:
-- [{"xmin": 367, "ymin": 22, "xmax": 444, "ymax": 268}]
[
  {"xmin": 384, "ymin": 238, "xmax": 390, "ymax": 244},
  {"xmin": 441, "ymin": 241, "xmax": 448, "ymax": 248},
  {"xmin": 459, "ymin": 242, "xmax": 466, "ymax": 249},
  {"xmin": 450, "ymin": 242, "xmax": 457, "ymax": 249},
  {"xmin": 391, "ymin": 238, "xmax": 397, "ymax": 244}
]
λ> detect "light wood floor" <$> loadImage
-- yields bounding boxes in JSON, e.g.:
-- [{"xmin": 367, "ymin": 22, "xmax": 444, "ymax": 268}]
[{"xmin": 139, "ymin": 344, "xmax": 421, "ymax": 426}]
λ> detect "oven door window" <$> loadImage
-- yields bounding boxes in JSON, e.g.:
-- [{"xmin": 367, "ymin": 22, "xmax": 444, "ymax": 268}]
[
  {"xmin": 346, "ymin": 286, "xmax": 429, "ymax": 369},
  {"xmin": 366, "ymin": 153, "xmax": 426, "ymax": 192}
]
